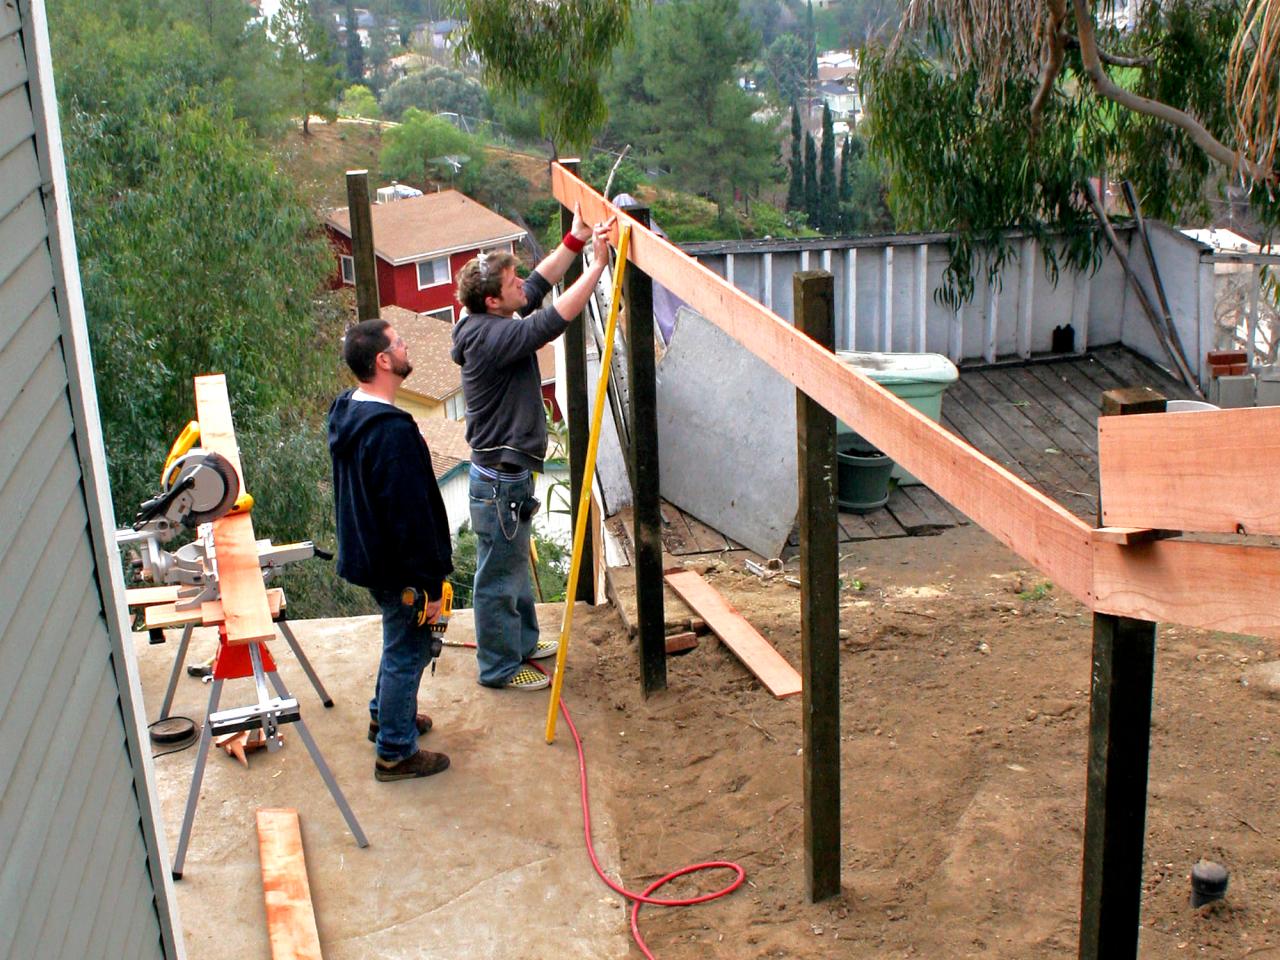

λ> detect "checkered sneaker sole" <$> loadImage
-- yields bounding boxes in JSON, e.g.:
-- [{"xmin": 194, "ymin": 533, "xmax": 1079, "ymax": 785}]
[
  {"xmin": 527, "ymin": 639, "xmax": 558, "ymax": 661},
  {"xmin": 504, "ymin": 667, "xmax": 550, "ymax": 691}
]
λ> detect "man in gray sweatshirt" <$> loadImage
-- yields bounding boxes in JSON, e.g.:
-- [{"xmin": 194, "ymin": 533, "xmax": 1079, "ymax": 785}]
[{"xmin": 451, "ymin": 206, "xmax": 614, "ymax": 690}]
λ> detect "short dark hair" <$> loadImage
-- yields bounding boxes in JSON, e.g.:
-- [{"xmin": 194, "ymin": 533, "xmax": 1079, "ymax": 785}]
[
  {"xmin": 456, "ymin": 250, "xmax": 518, "ymax": 314},
  {"xmin": 343, "ymin": 318, "xmax": 391, "ymax": 382}
]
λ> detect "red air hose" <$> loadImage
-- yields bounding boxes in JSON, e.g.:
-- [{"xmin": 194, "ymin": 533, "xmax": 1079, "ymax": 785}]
[{"xmin": 465, "ymin": 646, "xmax": 748, "ymax": 958}]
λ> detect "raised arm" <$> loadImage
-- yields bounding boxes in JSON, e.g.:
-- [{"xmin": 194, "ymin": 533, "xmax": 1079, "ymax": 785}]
[
  {"xmin": 533, "ymin": 201, "xmax": 600, "ymax": 286},
  {"xmin": 549, "ymin": 220, "xmax": 615, "ymax": 323}
]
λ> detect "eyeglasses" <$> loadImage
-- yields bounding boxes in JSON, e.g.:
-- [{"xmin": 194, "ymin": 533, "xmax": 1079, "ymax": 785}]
[
  {"xmin": 476, "ymin": 252, "xmax": 495, "ymax": 280},
  {"xmin": 381, "ymin": 335, "xmax": 405, "ymax": 354}
]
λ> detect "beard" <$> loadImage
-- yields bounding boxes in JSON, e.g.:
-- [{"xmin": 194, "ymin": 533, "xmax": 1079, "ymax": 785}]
[{"xmin": 390, "ymin": 355, "xmax": 413, "ymax": 379}]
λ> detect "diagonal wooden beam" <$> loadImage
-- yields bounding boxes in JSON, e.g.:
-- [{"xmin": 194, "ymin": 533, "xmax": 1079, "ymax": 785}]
[{"xmin": 552, "ymin": 164, "xmax": 1096, "ymax": 607}]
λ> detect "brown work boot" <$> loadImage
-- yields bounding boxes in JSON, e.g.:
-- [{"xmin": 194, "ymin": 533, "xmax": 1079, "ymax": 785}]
[
  {"xmin": 367, "ymin": 713, "xmax": 433, "ymax": 743},
  {"xmin": 374, "ymin": 749, "xmax": 450, "ymax": 781}
]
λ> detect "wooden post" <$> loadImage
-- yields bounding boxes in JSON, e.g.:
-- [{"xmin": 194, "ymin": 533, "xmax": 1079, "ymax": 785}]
[
  {"xmin": 624, "ymin": 206, "xmax": 667, "ymax": 696},
  {"xmin": 1078, "ymin": 387, "xmax": 1164, "ymax": 960},
  {"xmin": 559, "ymin": 159, "xmax": 596, "ymax": 604},
  {"xmin": 794, "ymin": 270, "xmax": 841, "ymax": 902},
  {"xmin": 345, "ymin": 169, "xmax": 379, "ymax": 322}
]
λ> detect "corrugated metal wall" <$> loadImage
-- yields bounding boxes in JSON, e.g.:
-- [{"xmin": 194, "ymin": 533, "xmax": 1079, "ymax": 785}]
[{"xmin": 0, "ymin": 2, "xmax": 178, "ymax": 958}]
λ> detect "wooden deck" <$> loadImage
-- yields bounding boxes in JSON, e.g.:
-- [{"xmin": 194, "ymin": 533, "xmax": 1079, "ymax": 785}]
[{"xmin": 604, "ymin": 344, "xmax": 1196, "ymax": 563}]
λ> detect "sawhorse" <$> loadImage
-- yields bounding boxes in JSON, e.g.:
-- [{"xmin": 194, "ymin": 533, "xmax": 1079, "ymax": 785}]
[{"xmin": 171, "ymin": 627, "xmax": 367, "ymax": 879}]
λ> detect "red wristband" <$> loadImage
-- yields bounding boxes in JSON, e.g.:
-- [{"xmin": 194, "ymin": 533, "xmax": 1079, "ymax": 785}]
[{"xmin": 562, "ymin": 231, "xmax": 585, "ymax": 254}]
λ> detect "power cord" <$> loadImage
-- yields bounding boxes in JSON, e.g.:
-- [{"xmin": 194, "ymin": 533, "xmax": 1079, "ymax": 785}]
[{"xmin": 148, "ymin": 716, "xmax": 199, "ymax": 758}]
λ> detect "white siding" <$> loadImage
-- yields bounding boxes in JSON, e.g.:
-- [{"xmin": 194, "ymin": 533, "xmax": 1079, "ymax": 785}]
[{"xmin": 0, "ymin": 3, "xmax": 180, "ymax": 959}]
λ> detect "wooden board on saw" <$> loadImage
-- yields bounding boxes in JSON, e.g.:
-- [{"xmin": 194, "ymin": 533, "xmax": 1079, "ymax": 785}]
[
  {"xmin": 125, "ymin": 585, "xmax": 181, "ymax": 607},
  {"xmin": 256, "ymin": 808, "xmax": 323, "ymax": 960},
  {"xmin": 144, "ymin": 588, "xmax": 284, "ymax": 631},
  {"xmin": 194, "ymin": 374, "xmax": 275, "ymax": 645},
  {"xmin": 663, "ymin": 568, "xmax": 802, "ymax": 699}
]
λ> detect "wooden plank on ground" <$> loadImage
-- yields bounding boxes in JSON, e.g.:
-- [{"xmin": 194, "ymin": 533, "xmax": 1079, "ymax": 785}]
[
  {"xmin": 1098, "ymin": 406, "xmax": 1280, "ymax": 535},
  {"xmin": 886, "ymin": 486, "xmax": 934, "ymax": 533},
  {"xmin": 899, "ymin": 485, "xmax": 958, "ymax": 531},
  {"xmin": 553, "ymin": 166, "xmax": 1096, "ymax": 607},
  {"xmin": 663, "ymin": 568, "xmax": 802, "ymax": 698},
  {"xmin": 681, "ymin": 509, "xmax": 732, "ymax": 554},
  {"xmin": 837, "ymin": 510, "xmax": 879, "ymax": 541},
  {"xmin": 986, "ymin": 367, "xmax": 1098, "ymax": 468},
  {"xmin": 1012, "ymin": 366, "xmax": 1099, "ymax": 453},
  {"xmin": 859, "ymin": 507, "xmax": 908, "ymax": 539},
  {"xmin": 256, "ymin": 808, "xmax": 323, "ymax": 960},
  {"xmin": 1093, "ymin": 538, "xmax": 1280, "ymax": 639},
  {"xmin": 125, "ymin": 586, "xmax": 180, "ymax": 607},
  {"xmin": 1023, "ymin": 362, "xmax": 1106, "ymax": 436},
  {"xmin": 657, "ymin": 502, "xmax": 697, "ymax": 555},
  {"xmin": 194, "ymin": 374, "xmax": 274, "ymax": 645},
  {"xmin": 1093, "ymin": 345, "xmax": 1197, "ymax": 401}
]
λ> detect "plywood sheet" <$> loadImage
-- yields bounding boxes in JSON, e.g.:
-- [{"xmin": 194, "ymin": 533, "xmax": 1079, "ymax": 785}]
[
  {"xmin": 256, "ymin": 808, "xmax": 323, "ymax": 960},
  {"xmin": 194, "ymin": 375, "xmax": 274, "ymax": 644},
  {"xmin": 1098, "ymin": 406, "xmax": 1280, "ymax": 535},
  {"xmin": 664, "ymin": 569, "xmax": 802, "ymax": 698}
]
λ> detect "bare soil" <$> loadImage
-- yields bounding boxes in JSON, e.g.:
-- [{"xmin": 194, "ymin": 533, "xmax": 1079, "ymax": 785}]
[{"xmin": 566, "ymin": 523, "xmax": 1280, "ymax": 958}]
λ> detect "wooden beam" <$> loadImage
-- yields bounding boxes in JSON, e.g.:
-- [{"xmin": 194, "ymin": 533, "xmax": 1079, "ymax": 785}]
[
  {"xmin": 663, "ymin": 569, "xmax": 802, "ymax": 698},
  {"xmin": 626, "ymin": 206, "xmax": 666, "ymax": 696},
  {"xmin": 794, "ymin": 271, "xmax": 841, "ymax": 903},
  {"xmin": 194, "ymin": 375, "xmax": 276, "ymax": 645},
  {"xmin": 1098, "ymin": 406, "xmax": 1280, "ymax": 535},
  {"xmin": 125, "ymin": 585, "xmax": 181, "ymax": 607},
  {"xmin": 552, "ymin": 165, "xmax": 1095, "ymax": 607},
  {"xmin": 345, "ymin": 169, "xmax": 379, "ymax": 322},
  {"xmin": 1093, "ymin": 538, "xmax": 1280, "ymax": 638},
  {"xmin": 256, "ymin": 808, "xmax": 323, "ymax": 960},
  {"xmin": 559, "ymin": 159, "xmax": 596, "ymax": 604}
]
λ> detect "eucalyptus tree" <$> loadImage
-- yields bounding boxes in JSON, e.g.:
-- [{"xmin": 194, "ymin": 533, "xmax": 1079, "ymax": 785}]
[{"xmin": 864, "ymin": 0, "xmax": 1280, "ymax": 304}]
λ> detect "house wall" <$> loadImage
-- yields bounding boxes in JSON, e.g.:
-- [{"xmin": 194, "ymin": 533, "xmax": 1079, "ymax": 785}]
[
  {"xmin": 395, "ymin": 390, "xmax": 443, "ymax": 420},
  {"xmin": 0, "ymin": 2, "xmax": 180, "ymax": 958}
]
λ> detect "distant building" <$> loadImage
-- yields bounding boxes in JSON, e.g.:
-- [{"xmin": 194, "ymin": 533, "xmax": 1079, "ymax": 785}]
[{"xmin": 324, "ymin": 188, "xmax": 526, "ymax": 321}]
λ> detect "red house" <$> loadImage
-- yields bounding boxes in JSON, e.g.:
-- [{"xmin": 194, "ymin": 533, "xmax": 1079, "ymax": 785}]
[{"xmin": 325, "ymin": 189, "xmax": 526, "ymax": 323}]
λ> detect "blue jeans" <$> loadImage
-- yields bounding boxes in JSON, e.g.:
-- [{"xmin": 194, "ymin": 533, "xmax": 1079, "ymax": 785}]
[
  {"xmin": 469, "ymin": 468, "xmax": 539, "ymax": 685},
  {"xmin": 369, "ymin": 588, "xmax": 434, "ymax": 761}
]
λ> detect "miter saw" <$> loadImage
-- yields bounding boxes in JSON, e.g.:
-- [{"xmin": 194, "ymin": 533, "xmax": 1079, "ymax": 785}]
[{"xmin": 115, "ymin": 421, "xmax": 323, "ymax": 610}]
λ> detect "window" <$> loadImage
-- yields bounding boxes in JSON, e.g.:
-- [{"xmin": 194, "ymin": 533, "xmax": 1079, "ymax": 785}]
[
  {"xmin": 424, "ymin": 305, "xmax": 453, "ymax": 324},
  {"xmin": 416, "ymin": 256, "xmax": 450, "ymax": 289},
  {"xmin": 445, "ymin": 390, "xmax": 465, "ymax": 420},
  {"xmin": 339, "ymin": 255, "xmax": 355, "ymax": 285}
]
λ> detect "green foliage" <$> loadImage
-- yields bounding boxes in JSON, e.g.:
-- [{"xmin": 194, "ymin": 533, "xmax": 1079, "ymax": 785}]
[
  {"xmin": 839, "ymin": 132, "xmax": 893, "ymax": 234},
  {"xmin": 448, "ymin": 0, "xmax": 636, "ymax": 149},
  {"xmin": 381, "ymin": 65, "xmax": 492, "ymax": 121},
  {"xmin": 582, "ymin": 151, "xmax": 644, "ymax": 199},
  {"xmin": 601, "ymin": 0, "xmax": 782, "ymax": 217},
  {"xmin": 787, "ymin": 103, "xmax": 804, "ymax": 211},
  {"xmin": 862, "ymin": 42, "xmax": 1105, "ymax": 306},
  {"xmin": 764, "ymin": 33, "xmax": 810, "ymax": 106},
  {"xmin": 344, "ymin": 1, "xmax": 365, "ymax": 82},
  {"xmin": 271, "ymin": 0, "xmax": 344, "ymax": 133},
  {"xmin": 379, "ymin": 107, "xmax": 487, "ymax": 186},
  {"xmin": 803, "ymin": 131, "xmax": 818, "ymax": 222},
  {"xmin": 448, "ymin": 523, "xmax": 569, "ymax": 607},
  {"xmin": 338, "ymin": 83, "xmax": 381, "ymax": 118},
  {"xmin": 1017, "ymin": 580, "xmax": 1054, "ymax": 602},
  {"xmin": 818, "ymin": 102, "xmax": 836, "ymax": 232},
  {"xmin": 490, "ymin": 91, "xmax": 548, "ymax": 145}
]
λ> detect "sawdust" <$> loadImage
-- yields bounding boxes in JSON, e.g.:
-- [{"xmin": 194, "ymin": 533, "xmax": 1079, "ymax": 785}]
[{"xmin": 568, "ymin": 523, "xmax": 1280, "ymax": 958}]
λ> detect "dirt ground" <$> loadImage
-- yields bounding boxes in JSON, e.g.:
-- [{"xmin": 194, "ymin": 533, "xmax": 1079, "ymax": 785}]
[{"xmin": 560, "ymin": 523, "xmax": 1280, "ymax": 959}]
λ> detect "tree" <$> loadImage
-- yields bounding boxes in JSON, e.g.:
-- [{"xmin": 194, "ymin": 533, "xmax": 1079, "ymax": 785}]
[
  {"xmin": 344, "ymin": 0, "xmax": 364, "ymax": 83},
  {"xmin": 381, "ymin": 65, "xmax": 491, "ymax": 121},
  {"xmin": 271, "ymin": 0, "xmax": 343, "ymax": 134},
  {"xmin": 337, "ymin": 83, "xmax": 381, "ymax": 118},
  {"xmin": 865, "ymin": 0, "xmax": 1280, "ymax": 303},
  {"xmin": 600, "ymin": 0, "xmax": 781, "ymax": 218},
  {"xmin": 804, "ymin": 130, "xmax": 818, "ymax": 224},
  {"xmin": 818, "ymin": 102, "xmax": 836, "ymax": 232},
  {"xmin": 787, "ymin": 102, "xmax": 804, "ymax": 211},
  {"xmin": 379, "ymin": 107, "xmax": 486, "ymax": 187},
  {"xmin": 448, "ymin": 0, "xmax": 636, "ymax": 149},
  {"xmin": 764, "ymin": 33, "xmax": 809, "ymax": 106},
  {"xmin": 837, "ymin": 134, "xmax": 852, "ymax": 229}
]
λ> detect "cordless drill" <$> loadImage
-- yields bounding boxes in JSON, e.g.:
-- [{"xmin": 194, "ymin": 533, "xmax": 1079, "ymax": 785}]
[{"xmin": 401, "ymin": 582, "xmax": 452, "ymax": 670}]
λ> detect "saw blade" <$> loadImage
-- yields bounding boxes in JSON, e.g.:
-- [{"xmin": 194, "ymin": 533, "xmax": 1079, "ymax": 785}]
[{"xmin": 183, "ymin": 452, "xmax": 240, "ymax": 524}]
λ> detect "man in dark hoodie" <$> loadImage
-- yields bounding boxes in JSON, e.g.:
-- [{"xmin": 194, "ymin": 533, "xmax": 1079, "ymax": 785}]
[
  {"xmin": 451, "ymin": 205, "xmax": 615, "ymax": 690},
  {"xmin": 329, "ymin": 318, "xmax": 453, "ymax": 780}
]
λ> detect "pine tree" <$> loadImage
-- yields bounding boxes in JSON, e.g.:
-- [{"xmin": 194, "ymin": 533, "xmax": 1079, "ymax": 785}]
[
  {"xmin": 803, "ymin": 131, "xmax": 818, "ymax": 225},
  {"xmin": 818, "ymin": 102, "xmax": 836, "ymax": 232},
  {"xmin": 344, "ymin": 1, "xmax": 363, "ymax": 83},
  {"xmin": 787, "ymin": 103, "xmax": 804, "ymax": 212},
  {"xmin": 838, "ymin": 135, "xmax": 853, "ymax": 232}
]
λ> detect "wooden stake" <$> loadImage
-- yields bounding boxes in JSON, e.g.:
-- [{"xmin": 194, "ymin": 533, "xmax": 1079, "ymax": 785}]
[
  {"xmin": 794, "ymin": 271, "xmax": 841, "ymax": 903},
  {"xmin": 559, "ymin": 159, "xmax": 595, "ymax": 603},
  {"xmin": 625, "ymin": 206, "xmax": 667, "ymax": 696},
  {"xmin": 345, "ymin": 170, "xmax": 379, "ymax": 322},
  {"xmin": 1078, "ymin": 388, "xmax": 1163, "ymax": 960}
]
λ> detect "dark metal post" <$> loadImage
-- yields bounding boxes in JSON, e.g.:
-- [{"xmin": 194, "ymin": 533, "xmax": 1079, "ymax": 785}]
[
  {"xmin": 559, "ymin": 159, "xmax": 595, "ymax": 603},
  {"xmin": 624, "ymin": 206, "xmax": 666, "ymax": 695},
  {"xmin": 794, "ymin": 270, "xmax": 841, "ymax": 902},
  {"xmin": 1078, "ymin": 387, "xmax": 1164, "ymax": 960},
  {"xmin": 345, "ymin": 170, "xmax": 379, "ymax": 321}
]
